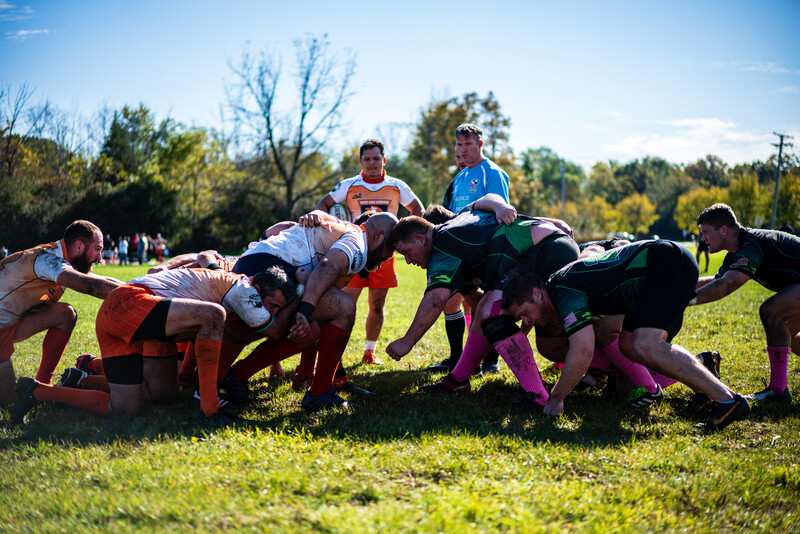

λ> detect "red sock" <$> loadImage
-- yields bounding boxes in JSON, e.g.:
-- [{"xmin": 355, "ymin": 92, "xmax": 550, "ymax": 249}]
[
  {"xmin": 768, "ymin": 346, "xmax": 791, "ymax": 392},
  {"xmin": 602, "ymin": 339, "xmax": 658, "ymax": 393},
  {"xmin": 33, "ymin": 383, "xmax": 109, "ymax": 416},
  {"xmin": 87, "ymin": 358, "xmax": 104, "ymax": 375},
  {"xmin": 232, "ymin": 338, "xmax": 302, "ymax": 380},
  {"xmin": 495, "ymin": 331, "xmax": 549, "ymax": 404},
  {"xmin": 194, "ymin": 338, "xmax": 222, "ymax": 417},
  {"xmin": 295, "ymin": 346, "xmax": 318, "ymax": 381},
  {"xmin": 80, "ymin": 375, "xmax": 110, "ymax": 393},
  {"xmin": 216, "ymin": 341, "xmax": 246, "ymax": 382},
  {"xmin": 309, "ymin": 323, "xmax": 351, "ymax": 397},
  {"xmin": 179, "ymin": 342, "xmax": 197, "ymax": 382},
  {"xmin": 36, "ymin": 327, "xmax": 71, "ymax": 384},
  {"xmin": 452, "ymin": 333, "xmax": 491, "ymax": 382}
]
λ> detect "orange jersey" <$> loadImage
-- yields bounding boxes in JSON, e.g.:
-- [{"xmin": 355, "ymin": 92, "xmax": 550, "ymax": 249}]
[
  {"xmin": 0, "ymin": 240, "xmax": 72, "ymax": 328},
  {"xmin": 328, "ymin": 172, "xmax": 420, "ymax": 220}
]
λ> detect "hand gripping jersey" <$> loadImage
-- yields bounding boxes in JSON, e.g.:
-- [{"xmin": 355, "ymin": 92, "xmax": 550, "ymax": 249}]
[
  {"xmin": 240, "ymin": 220, "xmax": 369, "ymax": 275},
  {"xmin": 128, "ymin": 268, "xmax": 273, "ymax": 330},
  {"xmin": 715, "ymin": 227, "xmax": 800, "ymax": 292},
  {"xmin": 328, "ymin": 172, "xmax": 420, "ymax": 220},
  {"xmin": 0, "ymin": 241, "xmax": 73, "ymax": 328}
]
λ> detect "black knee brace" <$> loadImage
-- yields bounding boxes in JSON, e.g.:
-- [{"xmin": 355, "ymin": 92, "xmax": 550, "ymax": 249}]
[{"xmin": 482, "ymin": 315, "xmax": 521, "ymax": 345}]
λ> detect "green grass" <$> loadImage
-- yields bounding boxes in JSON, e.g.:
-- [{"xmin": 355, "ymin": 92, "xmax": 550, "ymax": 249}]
[{"xmin": 1, "ymin": 251, "xmax": 799, "ymax": 532}]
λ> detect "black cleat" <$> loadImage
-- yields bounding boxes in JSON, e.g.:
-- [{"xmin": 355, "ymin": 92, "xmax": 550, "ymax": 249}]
[
  {"xmin": 301, "ymin": 388, "xmax": 356, "ymax": 412},
  {"xmin": 419, "ymin": 374, "xmax": 471, "ymax": 393},
  {"xmin": 11, "ymin": 378, "xmax": 40, "ymax": 424},
  {"xmin": 696, "ymin": 394, "xmax": 751, "ymax": 432},
  {"xmin": 221, "ymin": 370, "xmax": 250, "ymax": 404},
  {"xmin": 678, "ymin": 392, "xmax": 714, "ymax": 418},
  {"xmin": 335, "ymin": 381, "xmax": 376, "ymax": 396},
  {"xmin": 697, "ymin": 350, "xmax": 722, "ymax": 379},
  {"xmin": 427, "ymin": 357, "xmax": 457, "ymax": 373},
  {"xmin": 197, "ymin": 408, "xmax": 250, "ymax": 428},
  {"xmin": 56, "ymin": 368, "xmax": 87, "ymax": 389}
]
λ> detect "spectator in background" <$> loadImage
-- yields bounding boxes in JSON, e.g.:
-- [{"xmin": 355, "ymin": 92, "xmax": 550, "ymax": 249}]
[
  {"xmin": 153, "ymin": 233, "xmax": 167, "ymax": 263},
  {"xmin": 117, "ymin": 236, "xmax": 129, "ymax": 266},
  {"xmin": 695, "ymin": 235, "xmax": 710, "ymax": 273},
  {"xmin": 0, "ymin": 245, "xmax": 8, "ymax": 260},
  {"xmin": 102, "ymin": 234, "xmax": 114, "ymax": 264},
  {"xmin": 138, "ymin": 233, "xmax": 148, "ymax": 265},
  {"xmin": 130, "ymin": 234, "xmax": 139, "ymax": 264}
]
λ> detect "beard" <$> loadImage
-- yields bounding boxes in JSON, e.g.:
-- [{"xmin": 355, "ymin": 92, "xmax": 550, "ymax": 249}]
[
  {"xmin": 364, "ymin": 250, "xmax": 388, "ymax": 273},
  {"xmin": 70, "ymin": 251, "xmax": 93, "ymax": 274}
]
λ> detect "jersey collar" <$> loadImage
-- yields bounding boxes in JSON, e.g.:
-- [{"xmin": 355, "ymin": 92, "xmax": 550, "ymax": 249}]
[{"xmin": 361, "ymin": 170, "xmax": 385, "ymax": 184}]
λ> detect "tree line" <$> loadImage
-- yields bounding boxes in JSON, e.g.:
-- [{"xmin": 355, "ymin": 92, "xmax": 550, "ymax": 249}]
[{"xmin": 2, "ymin": 36, "xmax": 798, "ymax": 255}]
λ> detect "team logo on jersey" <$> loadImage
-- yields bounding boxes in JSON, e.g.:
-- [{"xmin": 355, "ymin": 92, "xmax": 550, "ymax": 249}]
[
  {"xmin": 248, "ymin": 293, "xmax": 263, "ymax": 308},
  {"xmin": 469, "ymin": 179, "xmax": 479, "ymax": 191},
  {"xmin": 352, "ymin": 192, "xmax": 362, "ymax": 199},
  {"xmin": 359, "ymin": 201, "xmax": 390, "ymax": 213},
  {"xmin": 351, "ymin": 251, "xmax": 364, "ymax": 271},
  {"xmin": 733, "ymin": 257, "xmax": 749, "ymax": 267},
  {"xmin": 563, "ymin": 312, "xmax": 577, "ymax": 329}
]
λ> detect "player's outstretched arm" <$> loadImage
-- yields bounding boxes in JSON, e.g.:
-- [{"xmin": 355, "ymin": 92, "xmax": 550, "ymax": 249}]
[
  {"xmin": 544, "ymin": 326, "xmax": 594, "ymax": 416},
  {"xmin": 386, "ymin": 287, "xmax": 451, "ymax": 360},
  {"xmin": 299, "ymin": 210, "xmax": 340, "ymax": 228},
  {"xmin": 57, "ymin": 270, "xmax": 123, "ymax": 299},
  {"xmin": 148, "ymin": 252, "xmax": 200, "ymax": 273},
  {"xmin": 692, "ymin": 270, "xmax": 749, "ymax": 305},
  {"xmin": 470, "ymin": 193, "xmax": 517, "ymax": 225}
]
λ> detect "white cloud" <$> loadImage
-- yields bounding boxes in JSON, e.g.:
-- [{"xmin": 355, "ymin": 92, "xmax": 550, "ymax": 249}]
[
  {"xmin": 0, "ymin": 2, "xmax": 34, "ymax": 22},
  {"xmin": 777, "ymin": 86, "xmax": 800, "ymax": 94},
  {"xmin": 6, "ymin": 28, "xmax": 49, "ymax": 41},
  {"xmin": 603, "ymin": 118, "xmax": 785, "ymax": 165},
  {"xmin": 713, "ymin": 59, "xmax": 792, "ymax": 75}
]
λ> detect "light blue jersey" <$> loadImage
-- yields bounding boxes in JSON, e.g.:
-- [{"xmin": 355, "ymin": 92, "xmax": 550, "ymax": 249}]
[{"xmin": 447, "ymin": 158, "xmax": 510, "ymax": 213}]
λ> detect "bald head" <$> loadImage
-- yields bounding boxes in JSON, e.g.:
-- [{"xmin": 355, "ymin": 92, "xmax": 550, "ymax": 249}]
[{"xmin": 364, "ymin": 211, "xmax": 398, "ymax": 235}]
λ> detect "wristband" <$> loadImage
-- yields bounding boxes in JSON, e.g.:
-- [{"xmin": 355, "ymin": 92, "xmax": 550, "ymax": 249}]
[
  {"xmin": 297, "ymin": 301, "xmax": 315, "ymax": 321},
  {"xmin": 295, "ymin": 284, "xmax": 305, "ymax": 298},
  {"xmin": 204, "ymin": 262, "xmax": 221, "ymax": 270}
]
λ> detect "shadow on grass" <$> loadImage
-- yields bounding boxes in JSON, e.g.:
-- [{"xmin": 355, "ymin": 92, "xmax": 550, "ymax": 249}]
[{"xmin": 3, "ymin": 367, "xmax": 792, "ymax": 451}]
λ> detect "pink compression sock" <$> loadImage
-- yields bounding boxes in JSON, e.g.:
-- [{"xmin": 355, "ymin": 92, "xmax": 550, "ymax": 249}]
[
  {"xmin": 590, "ymin": 349, "xmax": 615, "ymax": 372},
  {"xmin": 452, "ymin": 333, "xmax": 491, "ymax": 382},
  {"xmin": 494, "ymin": 332, "xmax": 549, "ymax": 404},
  {"xmin": 652, "ymin": 372, "xmax": 677, "ymax": 389},
  {"xmin": 602, "ymin": 339, "xmax": 658, "ymax": 393},
  {"xmin": 767, "ymin": 346, "xmax": 791, "ymax": 392}
]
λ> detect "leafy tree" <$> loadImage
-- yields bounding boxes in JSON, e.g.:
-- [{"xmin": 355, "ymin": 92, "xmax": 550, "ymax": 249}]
[
  {"xmin": 226, "ymin": 34, "xmax": 355, "ymax": 220},
  {"xmin": 684, "ymin": 155, "xmax": 729, "ymax": 188},
  {"xmin": 726, "ymin": 171, "xmax": 767, "ymax": 227},
  {"xmin": 407, "ymin": 91, "xmax": 513, "ymax": 205},
  {"xmin": 615, "ymin": 193, "xmax": 658, "ymax": 237},
  {"xmin": 585, "ymin": 161, "xmax": 630, "ymax": 205},
  {"xmin": 674, "ymin": 187, "xmax": 727, "ymax": 232},
  {"xmin": 519, "ymin": 147, "xmax": 585, "ymax": 213},
  {"xmin": 100, "ymin": 104, "xmax": 172, "ymax": 178}
]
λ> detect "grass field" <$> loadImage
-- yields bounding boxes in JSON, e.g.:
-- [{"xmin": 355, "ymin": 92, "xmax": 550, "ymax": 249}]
[{"xmin": 1, "ymin": 251, "xmax": 798, "ymax": 532}]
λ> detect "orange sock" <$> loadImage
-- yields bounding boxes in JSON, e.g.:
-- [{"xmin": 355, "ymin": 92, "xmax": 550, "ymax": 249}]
[
  {"xmin": 179, "ymin": 342, "xmax": 197, "ymax": 382},
  {"xmin": 33, "ymin": 383, "xmax": 109, "ymax": 416},
  {"xmin": 36, "ymin": 327, "xmax": 71, "ymax": 384},
  {"xmin": 80, "ymin": 374, "xmax": 110, "ymax": 393},
  {"xmin": 194, "ymin": 338, "xmax": 222, "ymax": 417},
  {"xmin": 309, "ymin": 323, "xmax": 351, "ymax": 397},
  {"xmin": 232, "ymin": 338, "xmax": 302, "ymax": 381}
]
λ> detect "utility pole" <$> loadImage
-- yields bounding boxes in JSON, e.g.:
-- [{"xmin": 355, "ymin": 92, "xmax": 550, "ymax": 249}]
[
  {"xmin": 770, "ymin": 132, "xmax": 794, "ymax": 229},
  {"xmin": 560, "ymin": 160, "xmax": 566, "ymax": 220}
]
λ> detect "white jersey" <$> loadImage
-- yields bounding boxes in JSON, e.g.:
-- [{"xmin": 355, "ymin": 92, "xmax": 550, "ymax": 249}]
[{"xmin": 241, "ymin": 222, "xmax": 369, "ymax": 275}]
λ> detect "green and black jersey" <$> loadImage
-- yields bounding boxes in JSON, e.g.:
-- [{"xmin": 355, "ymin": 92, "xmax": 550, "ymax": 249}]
[
  {"xmin": 716, "ymin": 228, "xmax": 800, "ymax": 292},
  {"xmin": 546, "ymin": 240, "xmax": 655, "ymax": 336},
  {"xmin": 426, "ymin": 211, "xmax": 544, "ymax": 294}
]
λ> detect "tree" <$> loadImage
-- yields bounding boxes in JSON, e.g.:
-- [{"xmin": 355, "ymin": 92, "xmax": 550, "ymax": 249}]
[
  {"xmin": 585, "ymin": 161, "xmax": 630, "ymax": 205},
  {"xmin": 674, "ymin": 187, "xmax": 727, "ymax": 232},
  {"xmin": 519, "ymin": 147, "xmax": 585, "ymax": 213},
  {"xmin": 226, "ymin": 34, "xmax": 356, "ymax": 220},
  {"xmin": 407, "ymin": 91, "xmax": 513, "ymax": 205},
  {"xmin": 615, "ymin": 193, "xmax": 658, "ymax": 237},
  {"xmin": 726, "ymin": 171, "xmax": 767, "ymax": 228},
  {"xmin": 684, "ymin": 155, "xmax": 729, "ymax": 188}
]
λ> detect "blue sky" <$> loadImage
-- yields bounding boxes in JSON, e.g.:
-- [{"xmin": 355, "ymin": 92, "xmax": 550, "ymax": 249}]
[{"xmin": 2, "ymin": 0, "xmax": 798, "ymax": 170}]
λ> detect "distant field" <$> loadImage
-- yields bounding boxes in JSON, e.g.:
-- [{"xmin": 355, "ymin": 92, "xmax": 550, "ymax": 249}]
[{"xmin": 1, "ymin": 250, "xmax": 798, "ymax": 532}]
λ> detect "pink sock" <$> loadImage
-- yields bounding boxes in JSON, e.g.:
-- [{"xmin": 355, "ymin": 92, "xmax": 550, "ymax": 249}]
[
  {"xmin": 464, "ymin": 314, "xmax": 472, "ymax": 331},
  {"xmin": 590, "ymin": 349, "xmax": 614, "ymax": 372},
  {"xmin": 452, "ymin": 333, "xmax": 491, "ymax": 382},
  {"xmin": 652, "ymin": 372, "xmax": 677, "ymax": 389},
  {"xmin": 767, "ymin": 346, "xmax": 791, "ymax": 392},
  {"xmin": 602, "ymin": 339, "xmax": 658, "ymax": 393},
  {"xmin": 494, "ymin": 332, "xmax": 549, "ymax": 404}
]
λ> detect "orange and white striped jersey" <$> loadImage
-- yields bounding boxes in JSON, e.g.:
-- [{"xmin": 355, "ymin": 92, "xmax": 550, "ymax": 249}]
[
  {"xmin": 128, "ymin": 268, "xmax": 272, "ymax": 330},
  {"xmin": 0, "ymin": 241, "xmax": 73, "ymax": 328},
  {"xmin": 328, "ymin": 172, "xmax": 420, "ymax": 220}
]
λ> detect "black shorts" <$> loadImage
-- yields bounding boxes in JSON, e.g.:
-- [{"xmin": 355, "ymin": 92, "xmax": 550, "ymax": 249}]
[
  {"xmin": 233, "ymin": 252, "xmax": 298, "ymax": 279},
  {"xmin": 496, "ymin": 233, "xmax": 579, "ymax": 291},
  {"xmin": 623, "ymin": 240, "xmax": 699, "ymax": 341}
]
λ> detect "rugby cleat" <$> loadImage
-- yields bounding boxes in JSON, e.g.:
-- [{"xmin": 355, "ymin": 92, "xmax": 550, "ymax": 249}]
[
  {"xmin": 574, "ymin": 368, "xmax": 611, "ymax": 392},
  {"xmin": 745, "ymin": 384, "xmax": 792, "ymax": 404},
  {"xmin": 192, "ymin": 391, "xmax": 232, "ymax": 409},
  {"xmin": 291, "ymin": 371, "xmax": 314, "ymax": 392},
  {"xmin": 11, "ymin": 378, "xmax": 40, "ymax": 424},
  {"xmin": 427, "ymin": 357, "xmax": 457, "ymax": 373},
  {"xmin": 419, "ymin": 374, "xmax": 471, "ymax": 393},
  {"xmin": 696, "ymin": 394, "xmax": 751, "ymax": 432},
  {"xmin": 514, "ymin": 390, "xmax": 545, "ymax": 411},
  {"xmin": 75, "ymin": 353, "xmax": 99, "ymax": 374},
  {"xmin": 301, "ymin": 388, "xmax": 355, "ymax": 412},
  {"xmin": 335, "ymin": 381, "xmax": 376, "ymax": 397},
  {"xmin": 625, "ymin": 384, "xmax": 663, "ymax": 408},
  {"xmin": 221, "ymin": 369, "xmax": 250, "ymax": 404},
  {"xmin": 678, "ymin": 392, "xmax": 714, "ymax": 418},
  {"xmin": 696, "ymin": 350, "xmax": 722, "ymax": 379},
  {"xmin": 361, "ymin": 349, "xmax": 384, "ymax": 365},
  {"xmin": 480, "ymin": 362, "xmax": 499, "ymax": 374},
  {"xmin": 56, "ymin": 368, "xmax": 87, "ymax": 389}
]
